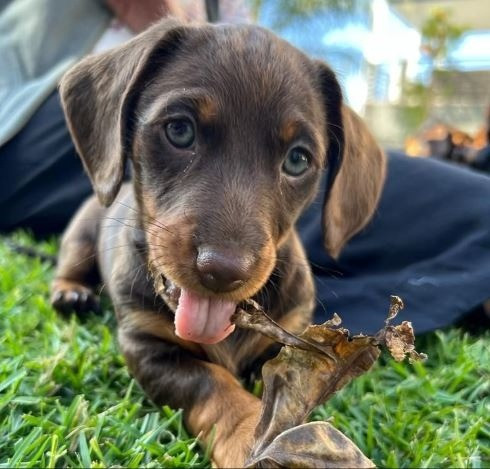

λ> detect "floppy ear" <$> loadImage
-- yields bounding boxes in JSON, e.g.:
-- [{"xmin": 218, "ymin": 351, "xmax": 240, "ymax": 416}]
[
  {"xmin": 59, "ymin": 19, "xmax": 187, "ymax": 206},
  {"xmin": 315, "ymin": 62, "xmax": 386, "ymax": 258}
]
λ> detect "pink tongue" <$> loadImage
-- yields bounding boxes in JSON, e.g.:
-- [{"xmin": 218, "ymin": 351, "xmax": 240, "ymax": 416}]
[{"xmin": 174, "ymin": 289, "xmax": 237, "ymax": 344}]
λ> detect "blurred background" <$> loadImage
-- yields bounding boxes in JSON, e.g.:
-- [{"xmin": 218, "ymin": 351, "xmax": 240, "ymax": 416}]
[{"xmin": 251, "ymin": 0, "xmax": 490, "ymax": 164}]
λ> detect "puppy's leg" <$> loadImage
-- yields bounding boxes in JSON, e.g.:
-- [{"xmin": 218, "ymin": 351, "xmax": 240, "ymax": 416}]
[
  {"xmin": 51, "ymin": 196, "xmax": 103, "ymax": 314},
  {"xmin": 119, "ymin": 317, "xmax": 261, "ymax": 468}
]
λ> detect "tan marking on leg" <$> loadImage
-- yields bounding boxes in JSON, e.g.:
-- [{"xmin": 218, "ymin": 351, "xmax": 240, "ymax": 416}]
[{"xmin": 187, "ymin": 362, "xmax": 261, "ymax": 468}]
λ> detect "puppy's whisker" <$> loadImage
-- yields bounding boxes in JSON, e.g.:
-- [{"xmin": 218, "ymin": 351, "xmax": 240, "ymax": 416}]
[
  {"xmin": 267, "ymin": 276, "xmax": 282, "ymax": 301},
  {"xmin": 144, "ymin": 220, "xmax": 176, "ymax": 236},
  {"xmin": 141, "ymin": 208, "xmax": 173, "ymax": 228},
  {"xmin": 145, "ymin": 243, "xmax": 169, "ymax": 251},
  {"xmin": 99, "ymin": 218, "xmax": 164, "ymax": 242},
  {"xmin": 148, "ymin": 252, "xmax": 171, "ymax": 264},
  {"xmin": 147, "ymin": 256, "xmax": 174, "ymax": 277},
  {"xmin": 274, "ymin": 257, "xmax": 310, "ymax": 271},
  {"xmin": 69, "ymin": 243, "xmax": 144, "ymax": 269},
  {"xmin": 97, "ymin": 223, "xmax": 157, "ymax": 240},
  {"xmin": 100, "ymin": 215, "xmax": 146, "ymax": 232},
  {"xmin": 275, "ymin": 251, "xmax": 343, "ymax": 276},
  {"xmin": 114, "ymin": 200, "xmax": 176, "ymax": 235},
  {"xmin": 129, "ymin": 261, "xmax": 147, "ymax": 302},
  {"xmin": 116, "ymin": 200, "xmax": 176, "ymax": 235}
]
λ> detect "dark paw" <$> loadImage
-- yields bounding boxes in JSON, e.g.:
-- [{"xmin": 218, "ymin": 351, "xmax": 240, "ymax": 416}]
[{"xmin": 51, "ymin": 279, "xmax": 100, "ymax": 315}]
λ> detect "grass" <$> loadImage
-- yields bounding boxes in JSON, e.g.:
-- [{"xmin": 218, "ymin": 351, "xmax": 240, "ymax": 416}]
[{"xmin": 0, "ymin": 232, "xmax": 489, "ymax": 468}]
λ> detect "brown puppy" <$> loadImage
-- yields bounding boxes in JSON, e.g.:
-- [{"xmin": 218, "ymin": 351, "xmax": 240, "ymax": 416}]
[{"xmin": 51, "ymin": 19, "xmax": 385, "ymax": 467}]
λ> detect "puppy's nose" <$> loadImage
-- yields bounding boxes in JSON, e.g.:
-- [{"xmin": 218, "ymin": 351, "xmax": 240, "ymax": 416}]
[{"xmin": 196, "ymin": 246, "xmax": 252, "ymax": 293}]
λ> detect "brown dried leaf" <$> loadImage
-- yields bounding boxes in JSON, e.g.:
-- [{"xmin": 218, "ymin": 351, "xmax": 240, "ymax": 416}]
[
  {"xmin": 384, "ymin": 321, "xmax": 428, "ymax": 363},
  {"xmin": 233, "ymin": 300, "xmax": 338, "ymax": 360},
  {"xmin": 233, "ymin": 297, "xmax": 426, "ymax": 468},
  {"xmin": 375, "ymin": 297, "xmax": 427, "ymax": 363},
  {"xmin": 385, "ymin": 295, "xmax": 405, "ymax": 325},
  {"xmin": 246, "ymin": 422, "xmax": 375, "ymax": 468},
  {"xmin": 245, "ymin": 338, "xmax": 379, "ymax": 467}
]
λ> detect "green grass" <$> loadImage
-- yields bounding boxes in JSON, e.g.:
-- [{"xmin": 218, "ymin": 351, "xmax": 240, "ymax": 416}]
[{"xmin": 0, "ymin": 233, "xmax": 489, "ymax": 468}]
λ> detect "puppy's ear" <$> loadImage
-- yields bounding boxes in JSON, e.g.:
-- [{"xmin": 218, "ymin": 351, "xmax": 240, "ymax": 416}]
[
  {"xmin": 315, "ymin": 62, "xmax": 386, "ymax": 258},
  {"xmin": 59, "ymin": 19, "xmax": 186, "ymax": 206}
]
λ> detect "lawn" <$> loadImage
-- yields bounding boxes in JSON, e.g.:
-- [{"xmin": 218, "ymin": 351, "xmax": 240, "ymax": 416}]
[{"xmin": 0, "ymin": 233, "xmax": 489, "ymax": 468}]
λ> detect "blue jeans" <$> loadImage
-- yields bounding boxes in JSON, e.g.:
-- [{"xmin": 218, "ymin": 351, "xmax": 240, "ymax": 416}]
[{"xmin": 0, "ymin": 91, "xmax": 92, "ymax": 235}]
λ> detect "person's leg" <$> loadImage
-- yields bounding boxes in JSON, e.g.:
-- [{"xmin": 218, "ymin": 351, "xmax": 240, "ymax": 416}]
[
  {"xmin": 298, "ymin": 151, "xmax": 490, "ymax": 334},
  {"xmin": 0, "ymin": 91, "xmax": 93, "ymax": 236},
  {"xmin": 472, "ymin": 145, "xmax": 490, "ymax": 173}
]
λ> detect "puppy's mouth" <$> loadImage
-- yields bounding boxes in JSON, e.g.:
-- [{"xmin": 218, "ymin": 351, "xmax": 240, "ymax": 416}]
[{"xmin": 157, "ymin": 276, "xmax": 237, "ymax": 345}]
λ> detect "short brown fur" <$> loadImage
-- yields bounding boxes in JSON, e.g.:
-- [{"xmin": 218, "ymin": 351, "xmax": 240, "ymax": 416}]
[{"xmin": 52, "ymin": 19, "xmax": 385, "ymax": 467}]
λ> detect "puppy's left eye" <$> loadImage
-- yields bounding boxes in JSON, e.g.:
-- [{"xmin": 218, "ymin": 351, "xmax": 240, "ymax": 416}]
[
  {"xmin": 165, "ymin": 119, "xmax": 195, "ymax": 148},
  {"xmin": 282, "ymin": 148, "xmax": 310, "ymax": 176}
]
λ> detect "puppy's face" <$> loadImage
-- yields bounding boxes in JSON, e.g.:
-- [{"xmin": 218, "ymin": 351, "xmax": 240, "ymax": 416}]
[
  {"xmin": 60, "ymin": 21, "xmax": 385, "ymax": 344},
  {"xmin": 131, "ymin": 27, "xmax": 327, "ymax": 340}
]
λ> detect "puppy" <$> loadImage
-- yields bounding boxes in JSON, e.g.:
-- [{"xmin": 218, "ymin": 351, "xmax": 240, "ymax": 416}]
[{"xmin": 52, "ymin": 19, "xmax": 385, "ymax": 467}]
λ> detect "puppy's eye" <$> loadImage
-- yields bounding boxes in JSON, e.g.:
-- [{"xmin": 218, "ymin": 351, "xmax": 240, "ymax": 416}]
[
  {"xmin": 282, "ymin": 148, "xmax": 310, "ymax": 176},
  {"xmin": 165, "ymin": 119, "xmax": 195, "ymax": 148}
]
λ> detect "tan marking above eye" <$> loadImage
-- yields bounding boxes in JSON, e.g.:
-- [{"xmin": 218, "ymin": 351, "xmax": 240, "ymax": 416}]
[
  {"xmin": 197, "ymin": 96, "xmax": 219, "ymax": 123},
  {"xmin": 279, "ymin": 120, "xmax": 299, "ymax": 144}
]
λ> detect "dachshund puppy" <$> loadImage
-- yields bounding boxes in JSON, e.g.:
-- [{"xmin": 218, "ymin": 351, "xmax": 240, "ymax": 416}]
[{"xmin": 51, "ymin": 19, "xmax": 385, "ymax": 467}]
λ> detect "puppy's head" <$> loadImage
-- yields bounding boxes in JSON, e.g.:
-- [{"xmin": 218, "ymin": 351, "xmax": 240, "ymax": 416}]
[{"xmin": 60, "ymin": 20, "xmax": 385, "ymax": 344}]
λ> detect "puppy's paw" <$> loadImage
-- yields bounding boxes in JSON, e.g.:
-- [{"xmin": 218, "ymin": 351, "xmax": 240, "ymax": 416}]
[{"xmin": 51, "ymin": 279, "xmax": 100, "ymax": 314}]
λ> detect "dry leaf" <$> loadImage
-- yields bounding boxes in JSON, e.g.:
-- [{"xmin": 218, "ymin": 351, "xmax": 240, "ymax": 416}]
[
  {"xmin": 232, "ymin": 295, "xmax": 426, "ymax": 468},
  {"xmin": 246, "ymin": 422, "xmax": 374, "ymax": 468},
  {"xmin": 375, "ymin": 296, "xmax": 428, "ymax": 363}
]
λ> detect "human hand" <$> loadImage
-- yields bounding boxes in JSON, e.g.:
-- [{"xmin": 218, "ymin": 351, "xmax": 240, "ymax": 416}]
[{"xmin": 106, "ymin": 0, "xmax": 186, "ymax": 33}]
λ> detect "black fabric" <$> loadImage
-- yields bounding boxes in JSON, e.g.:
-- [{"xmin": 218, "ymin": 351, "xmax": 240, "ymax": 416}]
[
  {"xmin": 1, "ymin": 89, "xmax": 488, "ymax": 334},
  {"xmin": 472, "ymin": 145, "xmax": 490, "ymax": 173},
  {"xmin": 0, "ymin": 91, "xmax": 92, "ymax": 235},
  {"xmin": 205, "ymin": 0, "xmax": 220, "ymax": 23},
  {"xmin": 297, "ymin": 151, "xmax": 490, "ymax": 334}
]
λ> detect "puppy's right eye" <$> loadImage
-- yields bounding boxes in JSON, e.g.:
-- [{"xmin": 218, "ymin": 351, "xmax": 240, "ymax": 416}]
[{"xmin": 165, "ymin": 119, "xmax": 195, "ymax": 148}]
